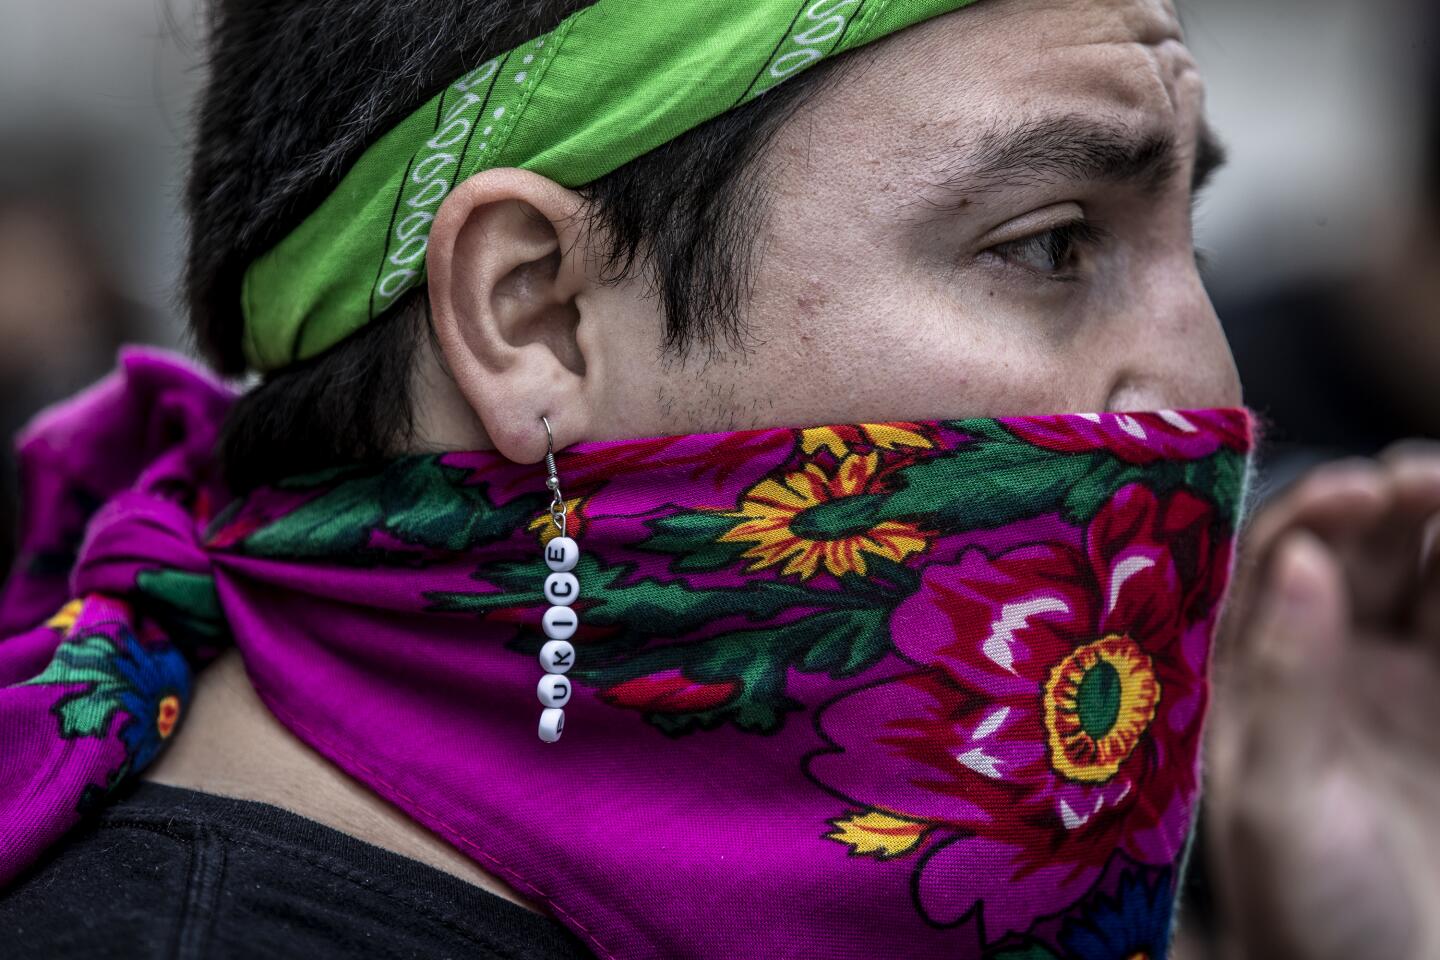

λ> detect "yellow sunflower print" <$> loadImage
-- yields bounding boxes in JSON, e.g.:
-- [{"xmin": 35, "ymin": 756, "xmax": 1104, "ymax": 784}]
[
  {"xmin": 718, "ymin": 452, "xmax": 928, "ymax": 580},
  {"xmin": 528, "ymin": 496, "xmax": 584, "ymax": 545},
  {"xmin": 800, "ymin": 422, "xmax": 932, "ymax": 459}
]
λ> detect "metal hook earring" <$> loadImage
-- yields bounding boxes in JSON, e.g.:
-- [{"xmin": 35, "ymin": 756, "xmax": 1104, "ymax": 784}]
[{"xmin": 536, "ymin": 416, "xmax": 578, "ymax": 742}]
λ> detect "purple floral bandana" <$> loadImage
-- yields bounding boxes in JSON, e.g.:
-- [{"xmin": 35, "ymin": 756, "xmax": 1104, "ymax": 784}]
[{"xmin": 0, "ymin": 348, "xmax": 1252, "ymax": 960}]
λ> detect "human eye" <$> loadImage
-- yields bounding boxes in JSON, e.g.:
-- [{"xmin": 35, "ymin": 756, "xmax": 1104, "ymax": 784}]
[{"xmin": 978, "ymin": 219, "xmax": 1108, "ymax": 282}]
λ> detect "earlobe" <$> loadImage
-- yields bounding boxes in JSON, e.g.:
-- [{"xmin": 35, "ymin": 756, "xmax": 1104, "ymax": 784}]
[{"xmin": 425, "ymin": 167, "xmax": 594, "ymax": 463}]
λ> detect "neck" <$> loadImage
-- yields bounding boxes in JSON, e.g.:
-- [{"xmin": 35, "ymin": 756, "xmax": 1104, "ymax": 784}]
[{"xmin": 142, "ymin": 647, "xmax": 545, "ymax": 916}]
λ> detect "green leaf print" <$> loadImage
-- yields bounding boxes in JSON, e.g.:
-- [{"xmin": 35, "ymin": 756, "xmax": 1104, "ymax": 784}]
[
  {"xmin": 135, "ymin": 569, "xmax": 225, "ymax": 643},
  {"xmin": 383, "ymin": 458, "xmax": 542, "ymax": 552},
  {"xmin": 880, "ymin": 437, "xmax": 1100, "ymax": 531},
  {"xmin": 20, "ymin": 633, "xmax": 128, "ymax": 739},
  {"xmin": 243, "ymin": 457, "xmax": 545, "ymax": 562},
  {"xmin": 875, "ymin": 417, "xmax": 1246, "ymax": 533},
  {"xmin": 794, "ymin": 609, "xmax": 891, "ymax": 678},
  {"xmin": 242, "ymin": 471, "xmax": 384, "ymax": 558},
  {"xmin": 429, "ymin": 553, "xmax": 863, "ymax": 637},
  {"xmin": 620, "ymin": 611, "xmax": 888, "ymax": 734},
  {"xmin": 1061, "ymin": 456, "xmax": 1146, "ymax": 524},
  {"xmin": 639, "ymin": 510, "xmax": 752, "ymax": 573},
  {"xmin": 1186, "ymin": 448, "xmax": 1248, "ymax": 527}
]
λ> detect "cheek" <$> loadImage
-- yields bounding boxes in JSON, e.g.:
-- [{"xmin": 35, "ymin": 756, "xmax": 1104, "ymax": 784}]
[
  {"xmin": 724, "ymin": 267, "xmax": 1115, "ymax": 425},
  {"xmin": 623, "ymin": 177, "xmax": 1155, "ymax": 432}
]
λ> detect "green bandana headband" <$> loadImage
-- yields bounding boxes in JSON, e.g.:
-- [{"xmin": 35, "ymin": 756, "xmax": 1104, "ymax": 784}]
[{"xmin": 240, "ymin": 0, "xmax": 979, "ymax": 372}]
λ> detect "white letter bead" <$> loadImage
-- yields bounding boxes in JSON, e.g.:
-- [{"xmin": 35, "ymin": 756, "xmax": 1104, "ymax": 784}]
[
  {"xmin": 539, "ymin": 638, "xmax": 576, "ymax": 673},
  {"xmin": 544, "ymin": 536, "xmax": 579, "ymax": 572},
  {"xmin": 543, "ymin": 571, "xmax": 579, "ymax": 606},
  {"xmin": 537, "ymin": 673, "xmax": 572, "ymax": 708},
  {"xmin": 538, "ymin": 707, "xmax": 565, "ymax": 743},
  {"xmin": 542, "ymin": 606, "xmax": 579, "ymax": 641}
]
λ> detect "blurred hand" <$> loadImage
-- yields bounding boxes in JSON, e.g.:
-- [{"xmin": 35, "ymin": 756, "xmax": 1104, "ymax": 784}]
[{"xmin": 1207, "ymin": 444, "xmax": 1440, "ymax": 960}]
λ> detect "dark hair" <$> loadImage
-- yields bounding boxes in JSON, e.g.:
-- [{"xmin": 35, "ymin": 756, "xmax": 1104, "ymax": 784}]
[{"xmin": 187, "ymin": 0, "xmax": 850, "ymax": 491}]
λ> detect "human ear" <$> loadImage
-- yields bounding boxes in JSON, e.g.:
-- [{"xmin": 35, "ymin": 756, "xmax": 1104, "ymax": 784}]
[{"xmin": 425, "ymin": 167, "xmax": 595, "ymax": 464}]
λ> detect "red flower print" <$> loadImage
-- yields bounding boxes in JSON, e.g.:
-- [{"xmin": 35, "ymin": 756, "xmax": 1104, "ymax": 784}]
[
  {"xmin": 806, "ymin": 484, "xmax": 1228, "ymax": 940},
  {"xmin": 599, "ymin": 669, "xmax": 740, "ymax": 713},
  {"xmin": 1001, "ymin": 409, "xmax": 1251, "ymax": 464}
]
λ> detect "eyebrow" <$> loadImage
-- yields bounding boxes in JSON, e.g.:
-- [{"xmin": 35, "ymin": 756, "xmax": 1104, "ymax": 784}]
[{"xmin": 910, "ymin": 114, "xmax": 1228, "ymax": 213}]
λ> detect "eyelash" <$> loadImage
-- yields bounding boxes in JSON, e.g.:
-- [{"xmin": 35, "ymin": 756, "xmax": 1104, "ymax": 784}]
[{"xmin": 983, "ymin": 220, "xmax": 1108, "ymax": 281}]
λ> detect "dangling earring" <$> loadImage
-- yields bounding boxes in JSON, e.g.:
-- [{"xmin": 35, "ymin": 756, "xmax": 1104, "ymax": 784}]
[{"xmin": 536, "ymin": 415, "xmax": 578, "ymax": 743}]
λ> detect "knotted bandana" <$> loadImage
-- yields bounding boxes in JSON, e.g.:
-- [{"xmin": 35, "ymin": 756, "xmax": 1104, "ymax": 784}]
[
  {"xmin": 241, "ymin": 0, "xmax": 983, "ymax": 371},
  {"xmin": 0, "ymin": 349, "xmax": 1253, "ymax": 960}
]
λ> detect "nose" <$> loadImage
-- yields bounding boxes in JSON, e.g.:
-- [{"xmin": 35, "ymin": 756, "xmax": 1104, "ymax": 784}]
[{"xmin": 1105, "ymin": 258, "xmax": 1242, "ymax": 412}]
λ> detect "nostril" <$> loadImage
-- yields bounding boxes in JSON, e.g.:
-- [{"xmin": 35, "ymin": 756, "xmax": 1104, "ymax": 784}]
[{"xmin": 1105, "ymin": 378, "xmax": 1172, "ymax": 413}]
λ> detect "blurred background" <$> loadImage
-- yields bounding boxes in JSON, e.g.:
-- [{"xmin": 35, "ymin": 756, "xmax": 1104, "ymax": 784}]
[{"xmin": 0, "ymin": 0, "xmax": 1434, "ymax": 953}]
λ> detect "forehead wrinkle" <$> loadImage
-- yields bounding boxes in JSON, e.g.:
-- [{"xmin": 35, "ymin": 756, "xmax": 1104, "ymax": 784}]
[
  {"xmin": 902, "ymin": 114, "xmax": 1179, "ymax": 217},
  {"xmin": 771, "ymin": 1, "xmax": 1207, "ymax": 223}
]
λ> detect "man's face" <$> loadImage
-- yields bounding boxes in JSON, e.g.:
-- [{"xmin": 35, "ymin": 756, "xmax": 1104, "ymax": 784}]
[{"xmin": 581, "ymin": 0, "xmax": 1242, "ymax": 438}]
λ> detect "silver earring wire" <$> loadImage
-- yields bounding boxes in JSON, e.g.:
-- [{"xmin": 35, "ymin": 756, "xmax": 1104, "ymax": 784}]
[{"xmin": 542, "ymin": 416, "xmax": 567, "ymax": 539}]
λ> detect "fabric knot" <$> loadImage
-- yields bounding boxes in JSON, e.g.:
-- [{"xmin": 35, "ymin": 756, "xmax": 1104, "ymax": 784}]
[
  {"xmin": 0, "ymin": 347, "xmax": 234, "ymax": 634},
  {"xmin": 69, "ymin": 491, "xmax": 213, "ymax": 600}
]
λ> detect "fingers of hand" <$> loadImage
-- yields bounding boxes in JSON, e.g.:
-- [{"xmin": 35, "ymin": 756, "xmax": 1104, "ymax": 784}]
[
  {"xmin": 1417, "ymin": 512, "xmax": 1440, "ymax": 639},
  {"xmin": 1374, "ymin": 445, "xmax": 1440, "ymax": 633},
  {"xmin": 1245, "ymin": 459, "xmax": 1390, "ymax": 558},
  {"xmin": 1214, "ymin": 531, "xmax": 1348, "ymax": 796},
  {"xmin": 1249, "ymin": 530, "xmax": 1349, "ymax": 686},
  {"xmin": 1244, "ymin": 449, "xmax": 1440, "ymax": 632},
  {"xmin": 1210, "ymin": 534, "xmax": 1353, "ymax": 948},
  {"xmin": 1225, "ymin": 461, "xmax": 1388, "ymax": 640}
]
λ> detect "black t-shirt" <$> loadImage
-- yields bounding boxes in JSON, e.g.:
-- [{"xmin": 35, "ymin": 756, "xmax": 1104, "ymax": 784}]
[{"xmin": 1, "ymin": 780, "xmax": 599, "ymax": 959}]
